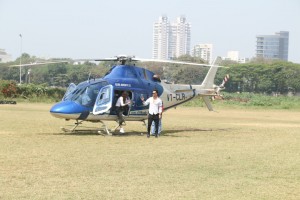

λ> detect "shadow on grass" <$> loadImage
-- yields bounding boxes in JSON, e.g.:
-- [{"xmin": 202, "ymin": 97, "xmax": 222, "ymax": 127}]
[
  {"xmin": 161, "ymin": 128, "xmax": 232, "ymax": 137},
  {"xmin": 49, "ymin": 127, "xmax": 232, "ymax": 137}
]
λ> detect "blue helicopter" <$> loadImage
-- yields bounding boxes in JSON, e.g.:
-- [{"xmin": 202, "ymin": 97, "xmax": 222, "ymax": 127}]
[{"xmin": 49, "ymin": 55, "xmax": 226, "ymax": 135}]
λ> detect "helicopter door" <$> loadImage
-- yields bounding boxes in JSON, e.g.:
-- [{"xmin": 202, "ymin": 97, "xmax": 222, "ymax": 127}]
[
  {"xmin": 62, "ymin": 83, "xmax": 76, "ymax": 100},
  {"xmin": 93, "ymin": 85, "xmax": 113, "ymax": 115}
]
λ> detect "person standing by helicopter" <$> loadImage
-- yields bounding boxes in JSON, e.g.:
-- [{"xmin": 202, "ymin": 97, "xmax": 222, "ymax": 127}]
[
  {"xmin": 151, "ymin": 101, "xmax": 163, "ymax": 136},
  {"xmin": 141, "ymin": 89, "xmax": 162, "ymax": 138},
  {"xmin": 115, "ymin": 91, "xmax": 131, "ymax": 133}
]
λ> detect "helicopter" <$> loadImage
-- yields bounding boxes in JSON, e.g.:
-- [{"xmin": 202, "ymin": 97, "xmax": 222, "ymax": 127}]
[{"xmin": 49, "ymin": 55, "xmax": 227, "ymax": 135}]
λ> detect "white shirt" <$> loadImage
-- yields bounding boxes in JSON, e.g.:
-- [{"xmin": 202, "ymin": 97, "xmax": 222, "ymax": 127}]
[
  {"xmin": 115, "ymin": 96, "xmax": 130, "ymax": 107},
  {"xmin": 143, "ymin": 97, "xmax": 162, "ymax": 115}
]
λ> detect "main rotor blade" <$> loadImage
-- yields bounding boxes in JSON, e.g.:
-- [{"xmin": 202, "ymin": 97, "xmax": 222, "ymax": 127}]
[
  {"xmin": 133, "ymin": 58, "xmax": 220, "ymax": 67},
  {"xmin": 94, "ymin": 58, "xmax": 119, "ymax": 62},
  {"xmin": 10, "ymin": 61, "xmax": 68, "ymax": 67}
]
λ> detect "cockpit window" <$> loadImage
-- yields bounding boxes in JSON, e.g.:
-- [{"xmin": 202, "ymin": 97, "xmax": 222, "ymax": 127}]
[{"xmin": 63, "ymin": 81, "xmax": 108, "ymax": 107}]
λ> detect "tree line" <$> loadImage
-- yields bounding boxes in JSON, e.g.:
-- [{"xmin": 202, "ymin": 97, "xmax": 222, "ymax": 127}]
[{"xmin": 1, "ymin": 53, "xmax": 300, "ymax": 94}]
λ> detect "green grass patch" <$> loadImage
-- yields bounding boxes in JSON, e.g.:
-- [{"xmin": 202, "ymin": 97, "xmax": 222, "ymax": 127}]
[
  {"xmin": 0, "ymin": 104, "xmax": 299, "ymax": 199},
  {"xmin": 183, "ymin": 92, "xmax": 300, "ymax": 110}
]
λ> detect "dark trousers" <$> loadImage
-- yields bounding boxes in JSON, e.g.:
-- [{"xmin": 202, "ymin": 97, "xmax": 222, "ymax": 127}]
[
  {"xmin": 116, "ymin": 107, "xmax": 125, "ymax": 126},
  {"xmin": 147, "ymin": 114, "xmax": 159, "ymax": 136}
]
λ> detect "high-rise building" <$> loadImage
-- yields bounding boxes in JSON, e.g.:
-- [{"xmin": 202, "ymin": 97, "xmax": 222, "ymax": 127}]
[
  {"xmin": 152, "ymin": 16, "xmax": 170, "ymax": 60},
  {"xmin": 256, "ymin": 31, "xmax": 289, "ymax": 61},
  {"xmin": 171, "ymin": 16, "xmax": 191, "ymax": 58},
  {"xmin": 152, "ymin": 16, "xmax": 191, "ymax": 59},
  {"xmin": 193, "ymin": 44, "xmax": 213, "ymax": 64}
]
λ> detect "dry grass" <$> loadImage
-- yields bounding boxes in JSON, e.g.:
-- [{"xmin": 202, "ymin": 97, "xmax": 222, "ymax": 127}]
[{"xmin": 0, "ymin": 103, "xmax": 299, "ymax": 199}]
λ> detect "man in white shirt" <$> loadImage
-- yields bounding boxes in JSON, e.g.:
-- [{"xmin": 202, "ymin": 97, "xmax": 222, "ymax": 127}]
[
  {"xmin": 115, "ymin": 91, "xmax": 131, "ymax": 133},
  {"xmin": 141, "ymin": 89, "xmax": 162, "ymax": 138}
]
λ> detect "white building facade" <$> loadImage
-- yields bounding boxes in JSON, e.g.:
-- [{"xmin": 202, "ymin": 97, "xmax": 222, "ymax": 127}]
[
  {"xmin": 193, "ymin": 44, "xmax": 213, "ymax": 64},
  {"xmin": 222, "ymin": 51, "xmax": 249, "ymax": 63},
  {"xmin": 153, "ymin": 16, "xmax": 191, "ymax": 59},
  {"xmin": 227, "ymin": 51, "xmax": 239, "ymax": 62},
  {"xmin": 152, "ymin": 16, "xmax": 170, "ymax": 60}
]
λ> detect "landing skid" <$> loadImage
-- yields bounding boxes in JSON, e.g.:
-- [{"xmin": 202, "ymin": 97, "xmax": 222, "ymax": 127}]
[
  {"xmin": 60, "ymin": 120, "xmax": 112, "ymax": 135},
  {"xmin": 60, "ymin": 119, "xmax": 148, "ymax": 136}
]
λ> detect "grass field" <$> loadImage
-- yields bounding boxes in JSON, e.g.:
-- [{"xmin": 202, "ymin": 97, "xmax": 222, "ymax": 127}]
[{"xmin": 0, "ymin": 103, "xmax": 299, "ymax": 199}]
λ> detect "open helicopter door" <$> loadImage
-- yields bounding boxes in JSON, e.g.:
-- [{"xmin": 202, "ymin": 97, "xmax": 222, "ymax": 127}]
[
  {"xmin": 93, "ymin": 85, "xmax": 114, "ymax": 115},
  {"xmin": 62, "ymin": 83, "xmax": 76, "ymax": 100}
]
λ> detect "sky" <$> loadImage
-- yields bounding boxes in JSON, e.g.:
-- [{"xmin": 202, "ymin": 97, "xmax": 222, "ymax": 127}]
[{"xmin": 0, "ymin": 0, "xmax": 299, "ymax": 63}]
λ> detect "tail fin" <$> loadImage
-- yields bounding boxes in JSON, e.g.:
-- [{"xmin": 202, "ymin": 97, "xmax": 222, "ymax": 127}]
[
  {"xmin": 201, "ymin": 66, "xmax": 218, "ymax": 111},
  {"xmin": 201, "ymin": 66, "xmax": 219, "ymax": 89}
]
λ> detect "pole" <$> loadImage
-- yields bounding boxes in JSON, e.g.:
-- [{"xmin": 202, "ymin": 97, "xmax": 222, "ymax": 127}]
[
  {"xmin": 19, "ymin": 34, "xmax": 22, "ymax": 84},
  {"xmin": 28, "ymin": 69, "xmax": 31, "ymax": 84}
]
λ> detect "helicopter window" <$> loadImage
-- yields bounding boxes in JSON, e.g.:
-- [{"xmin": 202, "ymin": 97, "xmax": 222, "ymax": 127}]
[
  {"xmin": 65, "ymin": 81, "xmax": 108, "ymax": 107},
  {"xmin": 63, "ymin": 83, "xmax": 76, "ymax": 100},
  {"xmin": 97, "ymin": 87, "xmax": 110, "ymax": 105}
]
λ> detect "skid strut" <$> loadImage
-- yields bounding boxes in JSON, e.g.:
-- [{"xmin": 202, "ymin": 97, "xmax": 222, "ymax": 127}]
[
  {"xmin": 61, "ymin": 120, "xmax": 83, "ymax": 133},
  {"xmin": 98, "ymin": 120, "xmax": 112, "ymax": 136},
  {"xmin": 61, "ymin": 120, "xmax": 112, "ymax": 135}
]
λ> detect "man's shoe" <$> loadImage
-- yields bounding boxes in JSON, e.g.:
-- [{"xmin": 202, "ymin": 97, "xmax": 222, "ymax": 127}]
[
  {"xmin": 120, "ymin": 128, "xmax": 125, "ymax": 133},
  {"xmin": 155, "ymin": 134, "xmax": 158, "ymax": 138},
  {"xmin": 147, "ymin": 134, "xmax": 150, "ymax": 138}
]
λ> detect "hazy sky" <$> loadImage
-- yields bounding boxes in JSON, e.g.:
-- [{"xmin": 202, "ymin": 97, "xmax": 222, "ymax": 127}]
[{"xmin": 1, "ymin": 0, "xmax": 299, "ymax": 63}]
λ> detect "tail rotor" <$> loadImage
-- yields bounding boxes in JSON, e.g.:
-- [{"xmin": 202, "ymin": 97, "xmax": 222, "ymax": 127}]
[{"xmin": 213, "ymin": 74, "xmax": 230, "ymax": 100}]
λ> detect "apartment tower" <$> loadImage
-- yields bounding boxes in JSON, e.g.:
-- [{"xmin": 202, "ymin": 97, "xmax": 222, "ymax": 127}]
[
  {"xmin": 153, "ymin": 16, "xmax": 191, "ymax": 59},
  {"xmin": 256, "ymin": 31, "xmax": 289, "ymax": 61}
]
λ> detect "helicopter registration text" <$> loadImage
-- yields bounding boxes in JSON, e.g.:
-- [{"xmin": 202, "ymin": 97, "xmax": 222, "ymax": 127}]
[{"xmin": 167, "ymin": 93, "xmax": 186, "ymax": 101}]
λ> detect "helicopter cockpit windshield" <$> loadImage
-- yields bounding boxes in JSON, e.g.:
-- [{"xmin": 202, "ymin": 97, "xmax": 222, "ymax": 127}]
[{"xmin": 63, "ymin": 81, "xmax": 108, "ymax": 107}]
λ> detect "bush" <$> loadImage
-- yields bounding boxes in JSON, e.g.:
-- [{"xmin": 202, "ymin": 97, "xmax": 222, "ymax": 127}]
[
  {"xmin": 0, "ymin": 81, "xmax": 65, "ymax": 102},
  {"xmin": 17, "ymin": 84, "xmax": 65, "ymax": 101},
  {"xmin": 0, "ymin": 80, "xmax": 18, "ymax": 98},
  {"xmin": 180, "ymin": 92, "xmax": 300, "ymax": 110}
]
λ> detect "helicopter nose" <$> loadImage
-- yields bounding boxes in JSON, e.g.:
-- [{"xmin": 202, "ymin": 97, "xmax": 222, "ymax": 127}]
[{"xmin": 50, "ymin": 101, "xmax": 90, "ymax": 120}]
